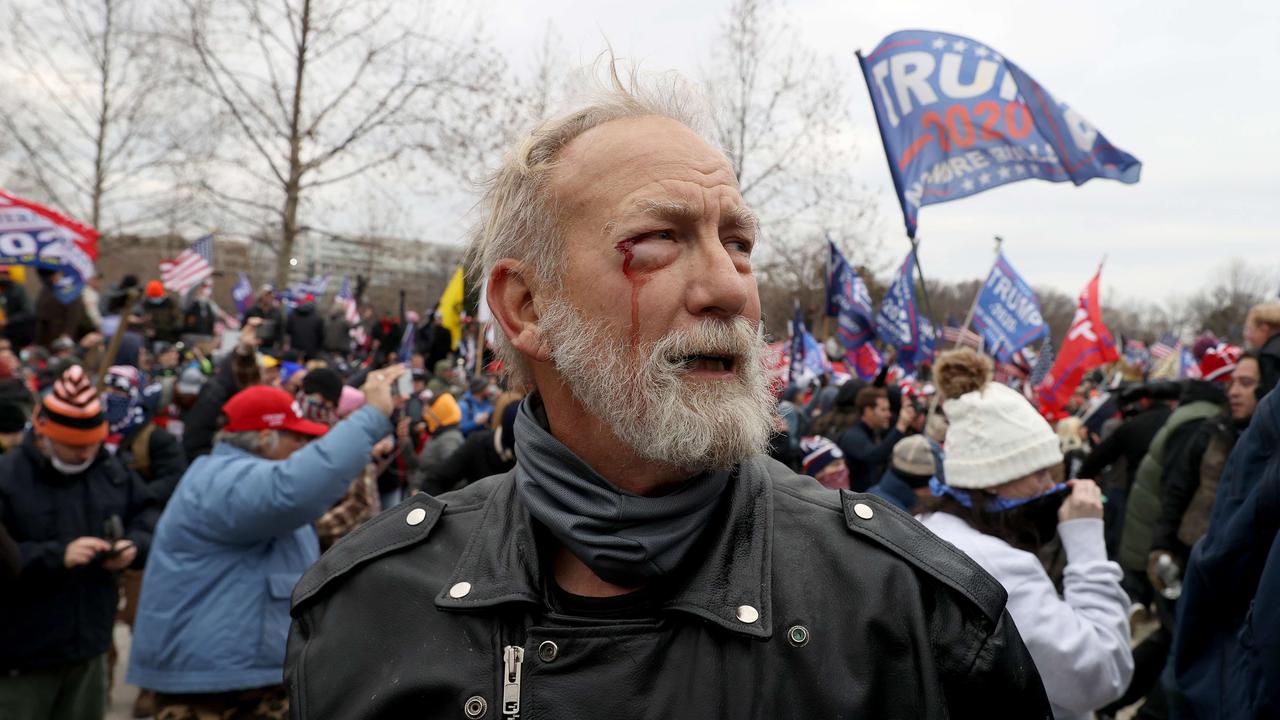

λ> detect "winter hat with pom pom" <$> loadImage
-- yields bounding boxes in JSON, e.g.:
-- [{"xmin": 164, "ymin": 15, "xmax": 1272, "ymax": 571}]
[{"xmin": 935, "ymin": 348, "xmax": 1062, "ymax": 490}]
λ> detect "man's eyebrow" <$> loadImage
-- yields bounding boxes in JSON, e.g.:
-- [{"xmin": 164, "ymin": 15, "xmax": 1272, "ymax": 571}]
[
  {"xmin": 722, "ymin": 205, "xmax": 759, "ymax": 235},
  {"xmin": 603, "ymin": 199, "xmax": 759, "ymax": 236}
]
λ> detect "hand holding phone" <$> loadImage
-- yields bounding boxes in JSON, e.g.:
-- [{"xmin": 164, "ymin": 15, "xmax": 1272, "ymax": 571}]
[{"xmin": 393, "ymin": 371, "xmax": 413, "ymax": 399}]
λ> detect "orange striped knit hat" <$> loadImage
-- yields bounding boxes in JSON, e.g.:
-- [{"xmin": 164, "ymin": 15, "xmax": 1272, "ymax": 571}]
[{"xmin": 34, "ymin": 365, "xmax": 108, "ymax": 445}]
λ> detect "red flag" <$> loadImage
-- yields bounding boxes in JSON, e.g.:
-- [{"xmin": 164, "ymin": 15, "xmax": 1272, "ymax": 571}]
[{"xmin": 1035, "ymin": 268, "xmax": 1119, "ymax": 416}]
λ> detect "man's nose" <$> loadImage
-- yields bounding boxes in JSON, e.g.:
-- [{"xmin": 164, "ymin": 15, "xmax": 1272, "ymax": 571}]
[{"xmin": 685, "ymin": 236, "xmax": 750, "ymax": 318}]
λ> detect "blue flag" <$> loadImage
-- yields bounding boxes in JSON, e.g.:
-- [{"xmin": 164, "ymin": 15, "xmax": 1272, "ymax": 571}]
[
  {"xmin": 788, "ymin": 304, "xmax": 804, "ymax": 386},
  {"xmin": 972, "ymin": 253, "xmax": 1048, "ymax": 362},
  {"xmin": 912, "ymin": 316, "xmax": 938, "ymax": 371},
  {"xmin": 292, "ymin": 274, "xmax": 331, "ymax": 299},
  {"xmin": 876, "ymin": 251, "xmax": 922, "ymax": 359},
  {"xmin": 232, "ymin": 272, "xmax": 254, "ymax": 315},
  {"xmin": 857, "ymin": 30, "xmax": 1141, "ymax": 238},
  {"xmin": 399, "ymin": 321, "xmax": 417, "ymax": 361},
  {"xmin": 826, "ymin": 241, "xmax": 876, "ymax": 355},
  {"xmin": 1178, "ymin": 345, "xmax": 1199, "ymax": 379},
  {"xmin": 788, "ymin": 305, "xmax": 831, "ymax": 387}
]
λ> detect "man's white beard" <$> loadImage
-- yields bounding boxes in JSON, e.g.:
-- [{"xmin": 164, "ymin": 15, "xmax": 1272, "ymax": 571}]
[{"xmin": 539, "ymin": 297, "xmax": 778, "ymax": 472}]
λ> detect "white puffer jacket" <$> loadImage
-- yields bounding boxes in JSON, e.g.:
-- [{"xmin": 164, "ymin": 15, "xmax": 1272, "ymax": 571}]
[{"xmin": 918, "ymin": 513, "xmax": 1134, "ymax": 720}]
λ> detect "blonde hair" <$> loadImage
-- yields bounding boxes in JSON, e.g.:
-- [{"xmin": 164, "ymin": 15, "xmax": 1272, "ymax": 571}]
[
  {"xmin": 1056, "ymin": 417, "xmax": 1085, "ymax": 453},
  {"xmin": 1247, "ymin": 302, "xmax": 1280, "ymax": 333},
  {"xmin": 466, "ymin": 59, "xmax": 716, "ymax": 387}
]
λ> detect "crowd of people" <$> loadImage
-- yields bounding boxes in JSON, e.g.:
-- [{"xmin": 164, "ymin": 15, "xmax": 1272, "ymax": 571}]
[
  {"xmin": 0, "ymin": 270, "xmax": 520, "ymax": 718},
  {"xmin": 770, "ymin": 303, "xmax": 1279, "ymax": 718},
  {"xmin": 1, "ymin": 73, "xmax": 1278, "ymax": 720}
]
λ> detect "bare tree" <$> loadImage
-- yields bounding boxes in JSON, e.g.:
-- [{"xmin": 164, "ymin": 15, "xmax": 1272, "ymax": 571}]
[
  {"xmin": 0, "ymin": 0, "xmax": 185, "ymax": 233},
  {"xmin": 1183, "ymin": 259, "xmax": 1279, "ymax": 341},
  {"xmin": 171, "ymin": 0, "xmax": 504, "ymax": 286},
  {"xmin": 704, "ymin": 0, "xmax": 880, "ymax": 335}
]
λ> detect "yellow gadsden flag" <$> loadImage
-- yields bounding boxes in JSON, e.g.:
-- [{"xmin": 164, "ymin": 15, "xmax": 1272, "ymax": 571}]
[{"xmin": 438, "ymin": 266, "xmax": 465, "ymax": 350}]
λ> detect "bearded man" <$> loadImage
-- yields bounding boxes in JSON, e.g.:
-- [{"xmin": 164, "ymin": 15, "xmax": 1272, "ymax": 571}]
[{"xmin": 285, "ymin": 69, "xmax": 1051, "ymax": 719}]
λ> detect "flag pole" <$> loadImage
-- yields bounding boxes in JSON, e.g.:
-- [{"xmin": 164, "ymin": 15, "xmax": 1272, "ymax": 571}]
[
  {"xmin": 953, "ymin": 235, "xmax": 1003, "ymax": 349},
  {"xmin": 909, "ymin": 237, "xmax": 939, "ymax": 345},
  {"xmin": 821, "ymin": 232, "xmax": 834, "ymax": 341},
  {"xmin": 95, "ymin": 288, "xmax": 139, "ymax": 389},
  {"xmin": 474, "ymin": 323, "xmax": 487, "ymax": 379},
  {"xmin": 788, "ymin": 298, "xmax": 800, "ymax": 388}
]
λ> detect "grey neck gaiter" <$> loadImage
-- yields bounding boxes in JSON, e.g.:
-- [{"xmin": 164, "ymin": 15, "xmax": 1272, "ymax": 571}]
[{"xmin": 513, "ymin": 397, "xmax": 732, "ymax": 587}]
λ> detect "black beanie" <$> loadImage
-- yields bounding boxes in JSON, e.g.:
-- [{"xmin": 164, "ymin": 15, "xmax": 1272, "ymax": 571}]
[
  {"xmin": 0, "ymin": 402, "xmax": 27, "ymax": 433},
  {"xmin": 302, "ymin": 368, "xmax": 344, "ymax": 405},
  {"xmin": 834, "ymin": 380, "xmax": 866, "ymax": 408}
]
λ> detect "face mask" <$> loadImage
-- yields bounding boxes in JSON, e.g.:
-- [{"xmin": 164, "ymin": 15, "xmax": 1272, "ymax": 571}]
[
  {"xmin": 985, "ymin": 483, "xmax": 1069, "ymax": 513},
  {"xmin": 105, "ymin": 393, "xmax": 132, "ymax": 427},
  {"xmin": 930, "ymin": 477, "xmax": 1068, "ymax": 513},
  {"xmin": 43, "ymin": 437, "xmax": 96, "ymax": 475}
]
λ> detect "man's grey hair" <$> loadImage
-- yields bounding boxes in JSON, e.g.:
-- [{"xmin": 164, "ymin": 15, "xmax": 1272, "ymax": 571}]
[
  {"xmin": 214, "ymin": 429, "xmax": 280, "ymax": 456},
  {"xmin": 466, "ymin": 60, "xmax": 720, "ymax": 387}
]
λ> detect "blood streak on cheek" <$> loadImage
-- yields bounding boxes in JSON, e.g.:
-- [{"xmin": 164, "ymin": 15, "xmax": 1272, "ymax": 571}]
[{"xmin": 614, "ymin": 239, "xmax": 651, "ymax": 347}]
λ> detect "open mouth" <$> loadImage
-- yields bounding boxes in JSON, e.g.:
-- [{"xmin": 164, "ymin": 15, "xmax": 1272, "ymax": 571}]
[{"xmin": 675, "ymin": 354, "xmax": 736, "ymax": 373}]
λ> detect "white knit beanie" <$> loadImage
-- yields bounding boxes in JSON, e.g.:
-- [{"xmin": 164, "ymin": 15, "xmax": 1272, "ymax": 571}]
[{"xmin": 935, "ymin": 349, "xmax": 1062, "ymax": 490}]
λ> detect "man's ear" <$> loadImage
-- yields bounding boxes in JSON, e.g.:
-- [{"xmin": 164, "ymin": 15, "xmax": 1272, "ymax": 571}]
[{"xmin": 488, "ymin": 260, "xmax": 551, "ymax": 363}]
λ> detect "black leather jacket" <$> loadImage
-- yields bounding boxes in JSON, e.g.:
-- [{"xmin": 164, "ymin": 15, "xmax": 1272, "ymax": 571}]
[{"xmin": 287, "ymin": 456, "xmax": 1050, "ymax": 719}]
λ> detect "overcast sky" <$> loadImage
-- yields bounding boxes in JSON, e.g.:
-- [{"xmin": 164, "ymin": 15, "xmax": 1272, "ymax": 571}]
[{"xmin": 473, "ymin": 0, "xmax": 1279, "ymax": 302}]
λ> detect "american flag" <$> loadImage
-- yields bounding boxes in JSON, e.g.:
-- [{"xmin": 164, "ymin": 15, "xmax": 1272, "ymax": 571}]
[
  {"xmin": 941, "ymin": 323, "xmax": 983, "ymax": 350},
  {"xmin": 1028, "ymin": 337, "xmax": 1055, "ymax": 388},
  {"xmin": 160, "ymin": 235, "xmax": 214, "ymax": 295},
  {"xmin": 293, "ymin": 274, "xmax": 332, "ymax": 299},
  {"xmin": 1150, "ymin": 333, "xmax": 1177, "ymax": 360}
]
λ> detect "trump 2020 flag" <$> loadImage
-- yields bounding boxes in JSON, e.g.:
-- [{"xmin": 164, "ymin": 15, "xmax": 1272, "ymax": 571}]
[
  {"xmin": 876, "ymin": 251, "xmax": 922, "ymax": 360},
  {"xmin": 857, "ymin": 30, "xmax": 1142, "ymax": 237},
  {"xmin": 826, "ymin": 241, "xmax": 876, "ymax": 352},
  {"xmin": 972, "ymin": 253, "xmax": 1048, "ymax": 363},
  {"xmin": 0, "ymin": 189, "xmax": 98, "ymax": 303},
  {"xmin": 232, "ymin": 273, "xmax": 254, "ymax": 315}
]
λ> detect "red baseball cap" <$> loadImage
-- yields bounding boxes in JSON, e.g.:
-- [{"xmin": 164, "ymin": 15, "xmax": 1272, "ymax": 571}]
[{"xmin": 221, "ymin": 385, "xmax": 330, "ymax": 437}]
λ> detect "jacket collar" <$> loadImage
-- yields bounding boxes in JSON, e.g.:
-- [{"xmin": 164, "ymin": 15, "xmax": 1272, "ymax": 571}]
[{"xmin": 435, "ymin": 455, "xmax": 775, "ymax": 639}]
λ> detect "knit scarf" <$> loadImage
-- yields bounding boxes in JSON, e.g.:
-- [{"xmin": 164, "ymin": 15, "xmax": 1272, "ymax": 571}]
[{"xmin": 514, "ymin": 397, "xmax": 731, "ymax": 586}]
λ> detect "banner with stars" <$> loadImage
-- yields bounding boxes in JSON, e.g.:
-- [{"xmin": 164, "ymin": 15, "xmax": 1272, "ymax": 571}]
[{"xmin": 857, "ymin": 30, "xmax": 1142, "ymax": 238}]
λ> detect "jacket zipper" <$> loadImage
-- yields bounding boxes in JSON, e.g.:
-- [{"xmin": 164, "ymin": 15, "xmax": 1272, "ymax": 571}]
[{"xmin": 501, "ymin": 645, "xmax": 524, "ymax": 717}]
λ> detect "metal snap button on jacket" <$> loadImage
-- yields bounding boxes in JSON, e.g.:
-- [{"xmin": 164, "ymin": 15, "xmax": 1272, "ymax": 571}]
[
  {"xmin": 853, "ymin": 503, "xmax": 874, "ymax": 520},
  {"xmin": 735, "ymin": 605, "xmax": 759, "ymax": 624},
  {"xmin": 449, "ymin": 582, "xmax": 472, "ymax": 598},
  {"xmin": 406, "ymin": 507, "xmax": 427, "ymax": 526},
  {"xmin": 463, "ymin": 695, "xmax": 487, "ymax": 718},
  {"xmin": 787, "ymin": 625, "xmax": 810, "ymax": 647},
  {"xmin": 538, "ymin": 640, "xmax": 559, "ymax": 662}
]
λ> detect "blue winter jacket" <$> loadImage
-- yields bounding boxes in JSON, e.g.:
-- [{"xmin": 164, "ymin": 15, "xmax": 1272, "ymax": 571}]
[
  {"xmin": 1167, "ymin": 387, "xmax": 1280, "ymax": 718},
  {"xmin": 127, "ymin": 405, "xmax": 392, "ymax": 693},
  {"xmin": 457, "ymin": 392, "xmax": 493, "ymax": 436}
]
